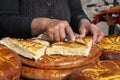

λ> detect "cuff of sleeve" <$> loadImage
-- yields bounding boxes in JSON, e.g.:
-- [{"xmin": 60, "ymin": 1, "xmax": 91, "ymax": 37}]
[{"xmin": 20, "ymin": 17, "xmax": 35, "ymax": 38}]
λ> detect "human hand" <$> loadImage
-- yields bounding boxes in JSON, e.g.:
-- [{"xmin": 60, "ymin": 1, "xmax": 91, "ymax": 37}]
[
  {"xmin": 78, "ymin": 19, "xmax": 104, "ymax": 44},
  {"xmin": 31, "ymin": 18, "xmax": 75, "ymax": 42},
  {"xmin": 44, "ymin": 19, "xmax": 75, "ymax": 42}
]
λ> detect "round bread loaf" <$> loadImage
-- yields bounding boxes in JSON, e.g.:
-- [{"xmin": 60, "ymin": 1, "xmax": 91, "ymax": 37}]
[
  {"xmin": 20, "ymin": 45, "xmax": 101, "ymax": 69},
  {"xmin": 21, "ymin": 65, "xmax": 79, "ymax": 80},
  {"xmin": 21, "ymin": 56, "xmax": 100, "ymax": 80},
  {"xmin": 0, "ymin": 44, "xmax": 21, "ymax": 80},
  {"xmin": 20, "ymin": 45, "xmax": 101, "ymax": 80}
]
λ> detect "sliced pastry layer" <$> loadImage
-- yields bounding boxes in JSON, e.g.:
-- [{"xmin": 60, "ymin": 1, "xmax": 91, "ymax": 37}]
[
  {"xmin": 0, "ymin": 36, "xmax": 92, "ymax": 60},
  {"xmin": 46, "ymin": 37, "xmax": 92, "ymax": 56},
  {"xmin": 0, "ymin": 37, "xmax": 50, "ymax": 60}
]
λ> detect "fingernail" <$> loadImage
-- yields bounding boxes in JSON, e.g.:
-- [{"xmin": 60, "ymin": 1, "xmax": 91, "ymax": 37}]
[
  {"xmin": 79, "ymin": 35, "xmax": 85, "ymax": 37},
  {"xmin": 72, "ymin": 36, "xmax": 75, "ymax": 41}
]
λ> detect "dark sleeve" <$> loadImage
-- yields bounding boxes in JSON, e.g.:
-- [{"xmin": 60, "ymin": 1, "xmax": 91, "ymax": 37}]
[
  {"xmin": 0, "ymin": 0, "xmax": 34, "ymax": 38},
  {"xmin": 68, "ymin": 0, "xmax": 90, "ymax": 33}
]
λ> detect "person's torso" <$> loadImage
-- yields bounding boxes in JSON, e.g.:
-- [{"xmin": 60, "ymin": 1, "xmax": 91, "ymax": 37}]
[{"xmin": 19, "ymin": 0, "xmax": 71, "ymax": 22}]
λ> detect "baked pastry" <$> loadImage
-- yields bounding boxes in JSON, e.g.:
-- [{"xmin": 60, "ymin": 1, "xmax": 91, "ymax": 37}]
[
  {"xmin": 19, "ymin": 45, "xmax": 101, "ymax": 69},
  {"xmin": 46, "ymin": 37, "xmax": 92, "ymax": 56},
  {"xmin": 20, "ymin": 55, "xmax": 100, "ymax": 80},
  {"xmin": 96, "ymin": 35, "xmax": 120, "ymax": 65},
  {"xmin": 62, "ymin": 60, "xmax": 120, "ymax": 80},
  {"xmin": 97, "ymin": 35, "xmax": 120, "ymax": 50},
  {"xmin": 0, "ymin": 44, "xmax": 21, "ymax": 80},
  {"xmin": 20, "ymin": 45, "xmax": 101, "ymax": 80},
  {"xmin": 0, "ymin": 36, "xmax": 92, "ymax": 61},
  {"xmin": 21, "ymin": 65, "xmax": 79, "ymax": 80},
  {"xmin": 0, "ymin": 37, "xmax": 50, "ymax": 60}
]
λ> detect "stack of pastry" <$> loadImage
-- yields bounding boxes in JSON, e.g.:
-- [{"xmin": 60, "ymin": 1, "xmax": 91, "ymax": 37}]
[{"xmin": 0, "ymin": 36, "xmax": 101, "ymax": 80}]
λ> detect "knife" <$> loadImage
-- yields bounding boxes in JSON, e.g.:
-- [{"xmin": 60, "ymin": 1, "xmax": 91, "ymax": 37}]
[{"xmin": 65, "ymin": 33, "xmax": 80, "ymax": 40}]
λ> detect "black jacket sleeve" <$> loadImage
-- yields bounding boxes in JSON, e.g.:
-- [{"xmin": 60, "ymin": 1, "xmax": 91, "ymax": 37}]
[
  {"xmin": 68, "ymin": 0, "xmax": 90, "ymax": 33},
  {"xmin": 0, "ymin": 0, "xmax": 33, "ymax": 38}
]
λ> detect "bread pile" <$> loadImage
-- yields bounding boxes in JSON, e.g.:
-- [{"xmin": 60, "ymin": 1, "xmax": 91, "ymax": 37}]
[
  {"xmin": 0, "ymin": 35, "xmax": 120, "ymax": 80},
  {"xmin": 63, "ymin": 35, "xmax": 120, "ymax": 80},
  {"xmin": 0, "ymin": 36, "xmax": 102, "ymax": 80}
]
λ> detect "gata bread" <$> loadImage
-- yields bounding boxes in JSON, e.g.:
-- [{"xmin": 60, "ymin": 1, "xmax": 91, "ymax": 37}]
[
  {"xmin": 97, "ymin": 35, "xmax": 120, "ymax": 50},
  {"xmin": 0, "ymin": 37, "xmax": 93, "ymax": 60},
  {"xmin": 0, "ymin": 36, "xmax": 94, "ymax": 66},
  {"xmin": 46, "ymin": 37, "xmax": 92, "ymax": 56},
  {"xmin": 21, "ymin": 65, "xmax": 79, "ymax": 80},
  {"xmin": 96, "ymin": 35, "xmax": 120, "ymax": 65},
  {"xmin": 62, "ymin": 60, "xmax": 120, "ymax": 80},
  {"xmin": 19, "ymin": 45, "xmax": 101, "ymax": 69},
  {"xmin": 0, "ymin": 44, "xmax": 21, "ymax": 80},
  {"xmin": 0, "ymin": 37, "xmax": 50, "ymax": 60}
]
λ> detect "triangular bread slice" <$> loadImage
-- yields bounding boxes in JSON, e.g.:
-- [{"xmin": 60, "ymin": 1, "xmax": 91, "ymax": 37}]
[
  {"xmin": 0, "ymin": 37, "xmax": 50, "ymax": 60},
  {"xmin": 46, "ymin": 37, "xmax": 92, "ymax": 56}
]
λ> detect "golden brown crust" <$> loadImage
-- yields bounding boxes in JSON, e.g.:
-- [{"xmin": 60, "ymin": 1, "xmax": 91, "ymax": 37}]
[
  {"xmin": 53, "ymin": 36, "xmax": 92, "ymax": 47},
  {"xmin": 21, "ymin": 65, "xmax": 79, "ymax": 80},
  {"xmin": 0, "ymin": 37, "xmax": 50, "ymax": 60},
  {"xmin": 46, "ymin": 36, "xmax": 92, "ymax": 56},
  {"xmin": 0, "ymin": 44, "xmax": 21, "ymax": 80},
  {"xmin": 100, "ymin": 49, "xmax": 120, "ymax": 60},
  {"xmin": 63, "ymin": 60, "xmax": 120, "ymax": 80},
  {"xmin": 97, "ymin": 35, "xmax": 120, "ymax": 62},
  {"xmin": 97, "ymin": 35, "xmax": 120, "ymax": 49},
  {"xmin": 1, "ymin": 37, "xmax": 93, "ymax": 60},
  {"xmin": 19, "ymin": 45, "xmax": 101, "ymax": 69},
  {"xmin": 20, "ymin": 55, "xmax": 99, "ymax": 80}
]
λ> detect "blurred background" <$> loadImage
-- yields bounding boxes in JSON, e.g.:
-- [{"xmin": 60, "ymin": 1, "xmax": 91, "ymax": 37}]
[{"xmin": 81, "ymin": 0, "xmax": 120, "ymax": 36}]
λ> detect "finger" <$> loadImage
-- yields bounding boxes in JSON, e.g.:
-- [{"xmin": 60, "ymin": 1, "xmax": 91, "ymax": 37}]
[
  {"xmin": 92, "ymin": 33, "xmax": 98, "ymax": 44},
  {"xmin": 79, "ymin": 27, "xmax": 87, "ymax": 37},
  {"xmin": 96, "ymin": 32, "xmax": 104, "ymax": 43},
  {"xmin": 54, "ymin": 30, "xmax": 60, "ymax": 41},
  {"xmin": 59, "ymin": 28, "xmax": 66, "ymax": 41},
  {"xmin": 65, "ymin": 26, "xmax": 75, "ymax": 41},
  {"xmin": 47, "ymin": 31, "xmax": 54, "ymax": 42},
  {"xmin": 90, "ymin": 24, "xmax": 104, "ymax": 43}
]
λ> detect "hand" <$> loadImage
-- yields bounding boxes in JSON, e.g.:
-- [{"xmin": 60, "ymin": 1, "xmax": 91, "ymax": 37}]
[
  {"xmin": 78, "ymin": 19, "xmax": 104, "ymax": 44},
  {"xmin": 44, "ymin": 19, "xmax": 75, "ymax": 42},
  {"xmin": 31, "ymin": 18, "xmax": 75, "ymax": 42}
]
